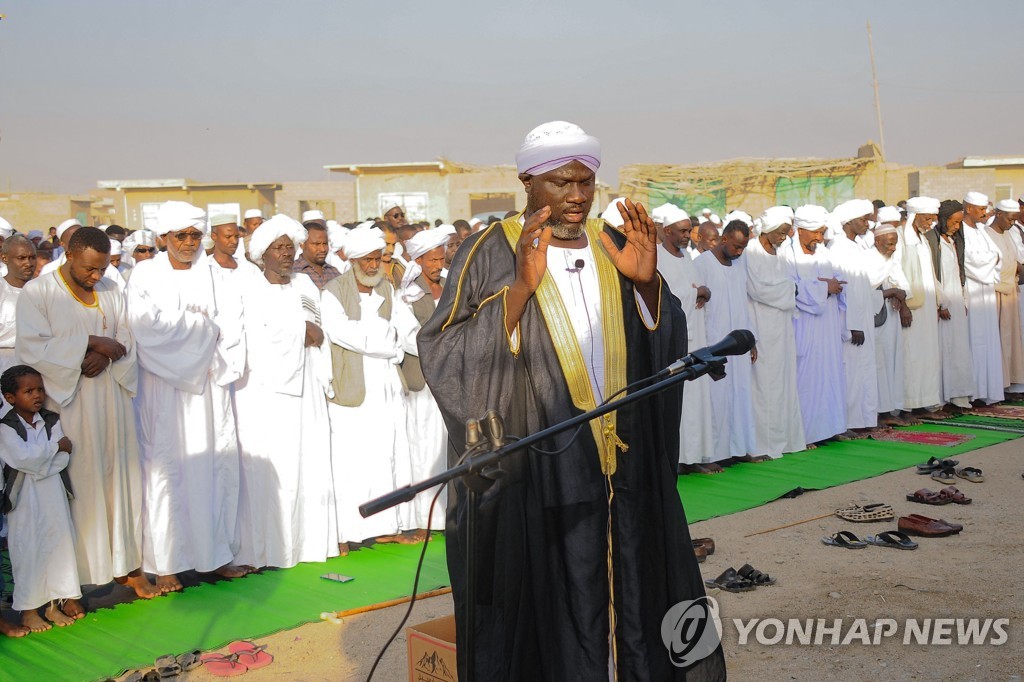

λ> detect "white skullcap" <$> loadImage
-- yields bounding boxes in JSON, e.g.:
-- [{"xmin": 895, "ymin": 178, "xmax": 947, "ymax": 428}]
[
  {"xmin": 468, "ymin": 217, "xmax": 482, "ymax": 227},
  {"xmin": 793, "ymin": 205, "xmax": 829, "ymax": 231},
  {"xmin": 515, "ymin": 121, "xmax": 601, "ymax": 176},
  {"xmin": 905, "ymin": 196, "xmax": 940, "ymax": 215},
  {"xmin": 155, "ymin": 201, "xmax": 206, "ymax": 236},
  {"xmin": 56, "ymin": 218, "xmax": 82, "ymax": 239},
  {"xmin": 27, "ymin": 229, "xmax": 43, "ymax": 239},
  {"xmin": 833, "ymin": 199, "xmax": 875, "ymax": 225},
  {"xmin": 344, "ymin": 225, "xmax": 386, "ymax": 259},
  {"xmin": 651, "ymin": 203, "xmax": 690, "ymax": 227},
  {"xmin": 876, "ymin": 206, "xmax": 901, "ymax": 224},
  {"xmin": 210, "ymin": 213, "xmax": 237, "ymax": 227},
  {"xmin": 724, "ymin": 210, "xmax": 753, "ymax": 228},
  {"xmin": 708, "ymin": 214, "xmax": 722, "ymax": 226},
  {"xmin": 405, "ymin": 226, "xmax": 453, "ymax": 261},
  {"xmin": 994, "ymin": 199, "xmax": 1018, "ymax": 213},
  {"xmin": 248, "ymin": 214, "xmax": 307, "ymax": 263},
  {"xmin": 133, "ymin": 230, "xmax": 156, "ymax": 248},
  {"xmin": 963, "ymin": 191, "xmax": 989, "ymax": 207},
  {"xmin": 244, "ymin": 208, "xmax": 263, "ymax": 220},
  {"xmin": 302, "ymin": 209, "xmax": 326, "ymax": 224},
  {"xmin": 874, "ymin": 223, "xmax": 899, "ymax": 237},
  {"xmin": 701, "ymin": 208, "xmax": 712, "ymax": 217},
  {"xmin": 0, "ymin": 216, "xmax": 13, "ymax": 238},
  {"xmin": 109, "ymin": 239, "xmax": 122, "ymax": 256},
  {"xmin": 759, "ymin": 206, "xmax": 795, "ymax": 234},
  {"xmin": 601, "ymin": 197, "xmax": 627, "ymax": 228}
]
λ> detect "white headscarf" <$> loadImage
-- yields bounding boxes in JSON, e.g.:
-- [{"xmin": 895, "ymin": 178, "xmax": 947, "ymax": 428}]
[
  {"xmin": 793, "ymin": 205, "xmax": 829, "ymax": 231},
  {"xmin": 56, "ymin": 218, "xmax": 82, "ymax": 240},
  {"xmin": 759, "ymin": 206, "xmax": 794, "ymax": 234},
  {"xmin": 248, "ymin": 214, "xmax": 306, "ymax": 264},
  {"xmin": 905, "ymin": 197, "xmax": 940, "ymax": 215},
  {"xmin": 122, "ymin": 229, "xmax": 156, "ymax": 267},
  {"xmin": 724, "ymin": 210, "xmax": 753, "ymax": 228},
  {"xmin": 515, "ymin": 121, "xmax": 601, "ymax": 176},
  {"xmin": 344, "ymin": 225, "xmax": 386, "ymax": 259},
  {"xmin": 109, "ymin": 239, "xmax": 122, "ymax": 256},
  {"xmin": 155, "ymin": 201, "xmax": 206, "ymax": 237},
  {"xmin": 875, "ymin": 206, "xmax": 901, "ymax": 224},
  {"xmin": 832, "ymin": 199, "xmax": 874, "ymax": 226},
  {"xmin": 651, "ymin": 203, "xmax": 690, "ymax": 227},
  {"xmin": 0, "ymin": 216, "xmax": 13, "ymax": 238},
  {"xmin": 400, "ymin": 226, "xmax": 455, "ymax": 297},
  {"xmin": 327, "ymin": 220, "xmax": 350, "ymax": 253}
]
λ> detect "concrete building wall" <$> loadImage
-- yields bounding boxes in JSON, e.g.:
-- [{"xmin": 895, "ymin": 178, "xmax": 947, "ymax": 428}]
[
  {"xmin": 276, "ymin": 181, "xmax": 357, "ymax": 222},
  {"xmin": 911, "ymin": 168, "xmax": 995, "ymax": 203},
  {"xmin": 114, "ymin": 187, "xmax": 277, "ymax": 229},
  {"xmin": 0, "ymin": 192, "xmax": 77, "ymax": 231},
  {"xmin": 353, "ymin": 173, "xmax": 450, "ymax": 223}
]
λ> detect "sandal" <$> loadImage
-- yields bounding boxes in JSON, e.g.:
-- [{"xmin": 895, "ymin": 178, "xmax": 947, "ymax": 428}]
[
  {"xmin": 692, "ymin": 537, "xmax": 715, "ymax": 555},
  {"xmin": 930, "ymin": 467, "xmax": 957, "ymax": 484},
  {"xmin": 937, "ymin": 486, "xmax": 972, "ymax": 505},
  {"xmin": 821, "ymin": 530, "xmax": 868, "ymax": 549},
  {"xmin": 955, "ymin": 467, "xmax": 984, "ymax": 483},
  {"xmin": 228, "ymin": 641, "xmax": 274, "ymax": 671},
  {"xmin": 153, "ymin": 655, "xmax": 181, "ymax": 678},
  {"xmin": 176, "ymin": 650, "xmax": 202, "ymax": 672},
  {"xmin": 834, "ymin": 503, "xmax": 894, "ymax": 522},
  {"xmin": 737, "ymin": 563, "xmax": 776, "ymax": 586},
  {"xmin": 865, "ymin": 531, "xmax": 919, "ymax": 550},
  {"xmin": 906, "ymin": 488, "xmax": 951, "ymax": 505},
  {"xmin": 916, "ymin": 457, "xmax": 959, "ymax": 474},
  {"xmin": 704, "ymin": 567, "xmax": 756, "ymax": 593},
  {"xmin": 200, "ymin": 653, "xmax": 248, "ymax": 678}
]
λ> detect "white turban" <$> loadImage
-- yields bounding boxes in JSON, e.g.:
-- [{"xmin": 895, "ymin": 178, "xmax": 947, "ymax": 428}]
[
  {"xmin": 708, "ymin": 214, "xmax": 722, "ymax": 226},
  {"xmin": 344, "ymin": 225, "xmax": 386, "ymax": 259},
  {"xmin": 759, "ymin": 206, "xmax": 794, "ymax": 234},
  {"xmin": 121, "ymin": 230, "xmax": 155, "ymax": 267},
  {"xmin": 905, "ymin": 196, "xmax": 940, "ymax": 215},
  {"xmin": 724, "ymin": 210, "xmax": 753, "ymax": 228},
  {"xmin": 248, "ymin": 214, "xmax": 306, "ymax": 263},
  {"xmin": 995, "ymin": 199, "xmax": 1019, "ymax": 213},
  {"xmin": 832, "ymin": 199, "xmax": 874, "ymax": 225},
  {"xmin": 651, "ymin": 203, "xmax": 690, "ymax": 227},
  {"xmin": 963, "ymin": 191, "xmax": 989, "ymax": 208},
  {"xmin": 601, "ymin": 197, "xmax": 627, "ymax": 228},
  {"xmin": 515, "ymin": 121, "xmax": 601, "ymax": 176},
  {"xmin": 793, "ymin": 205, "xmax": 829, "ymax": 231},
  {"xmin": 327, "ymin": 220, "xmax": 350, "ymax": 252},
  {"xmin": 405, "ymin": 226, "xmax": 454, "ymax": 261},
  {"xmin": 109, "ymin": 239, "xmax": 122, "ymax": 256},
  {"xmin": 0, "ymin": 216, "xmax": 13, "ymax": 238},
  {"xmin": 155, "ymin": 201, "xmax": 206, "ymax": 237},
  {"xmin": 875, "ymin": 206, "xmax": 901, "ymax": 224},
  {"xmin": 302, "ymin": 209, "xmax": 326, "ymax": 225},
  {"xmin": 244, "ymin": 208, "xmax": 263, "ymax": 220},
  {"xmin": 56, "ymin": 218, "xmax": 82, "ymax": 240},
  {"xmin": 468, "ymin": 217, "xmax": 483, "ymax": 232}
]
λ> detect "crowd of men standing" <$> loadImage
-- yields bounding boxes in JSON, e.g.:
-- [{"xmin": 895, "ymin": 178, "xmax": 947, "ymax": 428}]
[{"xmin": 0, "ymin": 204, "xmax": 466, "ymax": 635}]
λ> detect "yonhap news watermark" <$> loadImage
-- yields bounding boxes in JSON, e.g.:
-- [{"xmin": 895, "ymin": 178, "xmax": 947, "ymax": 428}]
[{"xmin": 661, "ymin": 597, "xmax": 1009, "ymax": 666}]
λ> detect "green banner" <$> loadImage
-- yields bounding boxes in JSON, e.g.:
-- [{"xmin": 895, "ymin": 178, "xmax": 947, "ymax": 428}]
[
  {"xmin": 774, "ymin": 176, "xmax": 855, "ymax": 210},
  {"xmin": 647, "ymin": 181, "xmax": 726, "ymax": 217}
]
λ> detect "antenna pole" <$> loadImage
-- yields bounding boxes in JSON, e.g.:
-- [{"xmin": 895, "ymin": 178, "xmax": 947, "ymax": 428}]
[{"xmin": 867, "ymin": 21, "xmax": 887, "ymax": 160}]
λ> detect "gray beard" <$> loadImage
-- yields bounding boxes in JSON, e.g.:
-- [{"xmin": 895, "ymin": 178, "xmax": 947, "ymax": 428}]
[
  {"xmin": 549, "ymin": 221, "xmax": 584, "ymax": 240},
  {"xmin": 354, "ymin": 268, "xmax": 384, "ymax": 288}
]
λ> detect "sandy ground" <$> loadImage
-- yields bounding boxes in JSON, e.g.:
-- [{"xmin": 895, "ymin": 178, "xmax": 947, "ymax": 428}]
[{"xmin": 129, "ymin": 437, "xmax": 1022, "ymax": 681}]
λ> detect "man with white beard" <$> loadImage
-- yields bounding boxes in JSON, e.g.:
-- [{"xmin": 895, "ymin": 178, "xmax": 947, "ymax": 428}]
[
  {"xmin": 651, "ymin": 204, "xmax": 715, "ymax": 472},
  {"xmin": 828, "ymin": 199, "xmax": 880, "ymax": 435},
  {"xmin": 961, "ymin": 192, "xmax": 1004, "ymax": 404},
  {"xmin": 986, "ymin": 200, "xmax": 1024, "ymax": 396},
  {"xmin": 127, "ymin": 201, "xmax": 249, "ymax": 592},
  {"xmin": 746, "ymin": 206, "xmax": 805, "ymax": 457},
  {"xmin": 321, "ymin": 225, "xmax": 411, "ymax": 554},
  {"xmin": 781, "ymin": 205, "xmax": 847, "ymax": 445},
  {"xmin": 393, "ymin": 226, "xmax": 454, "ymax": 529}
]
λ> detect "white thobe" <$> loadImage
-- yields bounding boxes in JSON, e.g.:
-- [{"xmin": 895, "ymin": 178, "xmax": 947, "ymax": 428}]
[
  {"xmin": 987, "ymin": 226, "xmax": 1024, "ymax": 389},
  {"xmin": 0, "ymin": 278, "xmax": 23, "ymax": 416},
  {"xmin": 900, "ymin": 227, "xmax": 942, "ymax": 409},
  {"xmin": 321, "ymin": 288, "xmax": 410, "ymax": 543},
  {"xmin": 234, "ymin": 273, "xmax": 338, "ymax": 568},
  {"xmin": 961, "ymin": 223, "xmax": 1004, "ymax": 403},
  {"xmin": 0, "ymin": 416, "xmax": 80, "ymax": 610},
  {"xmin": 693, "ymin": 251, "xmax": 756, "ymax": 460},
  {"xmin": 829, "ymin": 236, "xmax": 879, "ymax": 428},
  {"xmin": 127, "ymin": 253, "xmax": 246, "ymax": 575},
  {"xmin": 15, "ymin": 272, "xmax": 143, "ymax": 584},
  {"xmin": 326, "ymin": 252, "xmax": 351, "ymax": 275},
  {"xmin": 394, "ymin": 285, "xmax": 448, "ymax": 530},
  {"xmin": 210, "ymin": 255, "xmax": 262, "ymax": 280},
  {"xmin": 745, "ymin": 238, "xmax": 805, "ymax": 456},
  {"xmin": 936, "ymin": 237, "xmax": 975, "ymax": 403},
  {"xmin": 781, "ymin": 242, "xmax": 846, "ymax": 443},
  {"xmin": 1012, "ymin": 223, "xmax": 1024, "ymax": 356},
  {"xmin": 41, "ymin": 253, "xmax": 125, "ymax": 290},
  {"xmin": 864, "ymin": 248, "xmax": 908, "ymax": 414},
  {"xmin": 657, "ymin": 245, "xmax": 713, "ymax": 465}
]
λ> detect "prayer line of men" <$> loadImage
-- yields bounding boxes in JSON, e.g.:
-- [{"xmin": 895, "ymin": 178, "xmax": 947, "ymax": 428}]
[
  {"xmin": 0, "ymin": 205, "xmax": 470, "ymax": 636},
  {"xmin": 648, "ymin": 192, "xmax": 1024, "ymax": 474}
]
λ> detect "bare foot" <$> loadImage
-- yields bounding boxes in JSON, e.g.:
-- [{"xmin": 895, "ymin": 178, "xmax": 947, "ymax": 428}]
[
  {"xmin": 735, "ymin": 454, "xmax": 772, "ymax": 463},
  {"xmin": 338, "ymin": 542, "xmax": 350, "ymax": 556},
  {"xmin": 878, "ymin": 415, "xmax": 902, "ymax": 427},
  {"xmin": 60, "ymin": 598, "xmax": 85, "ymax": 620},
  {"xmin": 117, "ymin": 572, "xmax": 163, "ymax": 599},
  {"xmin": 44, "ymin": 603, "xmax": 76, "ymax": 627},
  {"xmin": 374, "ymin": 534, "xmax": 402, "ymax": 544},
  {"xmin": 0, "ymin": 618, "xmax": 30, "ymax": 638},
  {"xmin": 155, "ymin": 574, "xmax": 184, "ymax": 594},
  {"xmin": 805, "ymin": 443, "xmax": 818, "ymax": 450},
  {"xmin": 701, "ymin": 462, "xmax": 725, "ymax": 473},
  {"xmin": 403, "ymin": 529, "xmax": 429, "ymax": 543},
  {"xmin": 22, "ymin": 610, "xmax": 51, "ymax": 633},
  {"xmin": 210, "ymin": 563, "xmax": 249, "ymax": 579}
]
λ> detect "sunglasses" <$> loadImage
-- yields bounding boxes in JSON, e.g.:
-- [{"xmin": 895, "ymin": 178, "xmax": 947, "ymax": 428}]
[{"xmin": 134, "ymin": 247, "xmax": 157, "ymax": 254}]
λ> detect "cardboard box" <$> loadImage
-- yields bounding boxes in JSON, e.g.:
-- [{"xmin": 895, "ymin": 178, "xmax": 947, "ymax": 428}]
[{"xmin": 407, "ymin": 614, "xmax": 458, "ymax": 682}]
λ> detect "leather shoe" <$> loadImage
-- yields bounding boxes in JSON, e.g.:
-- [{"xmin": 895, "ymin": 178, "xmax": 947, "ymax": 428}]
[
  {"xmin": 905, "ymin": 514, "xmax": 962, "ymax": 533},
  {"xmin": 898, "ymin": 515, "xmax": 958, "ymax": 537}
]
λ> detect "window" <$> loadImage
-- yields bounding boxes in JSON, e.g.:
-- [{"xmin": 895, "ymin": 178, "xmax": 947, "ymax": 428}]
[
  {"xmin": 140, "ymin": 202, "xmax": 162, "ymax": 231},
  {"xmin": 994, "ymin": 185, "xmax": 1013, "ymax": 203},
  {"xmin": 379, "ymin": 193, "xmax": 429, "ymax": 222}
]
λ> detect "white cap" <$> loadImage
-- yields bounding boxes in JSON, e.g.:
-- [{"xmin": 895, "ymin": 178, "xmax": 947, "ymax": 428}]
[
  {"xmin": 995, "ymin": 199, "xmax": 1020, "ymax": 213},
  {"xmin": 964, "ymin": 191, "xmax": 989, "ymax": 207},
  {"xmin": 302, "ymin": 209, "xmax": 326, "ymax": 224},
  {"xmin": 109, "ymin": 239, "xmax": 122, "ymax": 256},
  {"xmin": 244, "ymin": 209, "xmax": 263, "ymax": 220},
  {"xmin": 56, "ymin": 218, "xmax": 82, "ymax": 239}
]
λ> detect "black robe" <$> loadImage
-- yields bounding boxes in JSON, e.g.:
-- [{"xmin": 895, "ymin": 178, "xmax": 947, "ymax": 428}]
[{"xmin": 418, "ymin": 219, "xmax": 726, "ymax": 681}]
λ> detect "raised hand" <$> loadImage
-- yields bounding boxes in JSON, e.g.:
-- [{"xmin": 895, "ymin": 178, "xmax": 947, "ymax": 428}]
[
  {"xmin": 513, "ymin": 206, "xmax": 552, "ymax": 295},
  {"xmin": 600, "ymin": 199, "xmax": 658, "ymax": 286}
]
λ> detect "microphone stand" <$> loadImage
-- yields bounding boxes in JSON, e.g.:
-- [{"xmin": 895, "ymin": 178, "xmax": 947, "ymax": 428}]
[{"xmin": 359, "ymin": 356, "xmax": 730, "ymax": 680}]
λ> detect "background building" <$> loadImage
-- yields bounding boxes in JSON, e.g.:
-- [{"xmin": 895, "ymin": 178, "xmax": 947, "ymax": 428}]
[{"xmin": 97, "ymin": 179, "xmax": 280, "ymax": 229}]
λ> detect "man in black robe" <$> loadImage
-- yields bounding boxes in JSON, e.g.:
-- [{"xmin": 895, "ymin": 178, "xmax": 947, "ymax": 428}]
[{"xmin": 418, "ymin": 122, "xmax": 725, "ymax": 681}]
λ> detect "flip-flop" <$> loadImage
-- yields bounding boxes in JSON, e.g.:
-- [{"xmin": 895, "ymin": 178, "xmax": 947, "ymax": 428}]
[
  {"xmin": 200, "ymin": 653, "xmax": 248, "ymax": 677},
  {"xmin": 704, "ymin": 567, "xmax": 756, "ymax": 593},
  {"xmin": 916, "ymin": 457, "xmax": 959, "ymax": 473},
  {"xmin": 153, "ymin": 655, "xmax": 181, "ymax": 678},
  {"xmin": 956, "ymin": 467, "xmax": 984, "ymax": 483},
  {"xmin": 737, "ymin": 563, "xmax": 776, "ymax": 586},
  {"xmin": 821, "ymin": 530, "xmax": 868, "ymax": 549},
  {"xmin": 938, "ymin": 486, "xmax": 972, "ymax": 505},
  {"xmin": 834, "ymin": 503, "xmax": 895, "ymax": 522},
  {"xmin": 228, "ymin": 641, "xmax": 274, "ymax": 671},
  {"xmin": 906, "ymin": 488, "xmax": 951, "ymax": 505},
  {"xmin": 124, "ymin": 672, "xmax": 160, "ymax": 682},
  {"xmin": 931, "ymin": 467, "xmax": 957, "ymax": 484},
  {"xmin": 865, "ymin": 531, "xmax": 919, "ymax": 550},
  {"xmin": 176, "ymin": 649, "xmax": 202, "ymax": 672}
]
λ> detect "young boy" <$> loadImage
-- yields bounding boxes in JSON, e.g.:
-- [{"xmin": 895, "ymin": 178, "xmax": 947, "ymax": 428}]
[{"xmin": 0, "ymin": 365, "xmax": 81, "ymax": 632}]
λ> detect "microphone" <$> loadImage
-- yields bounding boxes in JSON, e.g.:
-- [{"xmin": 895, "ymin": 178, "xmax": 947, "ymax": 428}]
[
  {"xmin": 567, "ymin": 258, "xmax": 586, "ymax": 273},
  {"xmin": 662, "ymin": 329, "xmax": 756, "ymax": 377}
]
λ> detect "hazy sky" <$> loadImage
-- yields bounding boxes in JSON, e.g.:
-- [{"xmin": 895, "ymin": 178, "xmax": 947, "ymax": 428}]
[{"xmin": 1, "ymin": 0, "xmax": 1021, "ymax": 194}]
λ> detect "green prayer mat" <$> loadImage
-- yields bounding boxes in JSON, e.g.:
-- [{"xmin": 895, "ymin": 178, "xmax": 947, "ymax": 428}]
[{"xmin": 0, "ymin": 424, "xmax": 1015, "ymax": 681}]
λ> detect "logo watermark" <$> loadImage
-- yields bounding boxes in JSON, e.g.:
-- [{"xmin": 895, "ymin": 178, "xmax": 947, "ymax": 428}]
[{"xmin": 660, "ymin": 596, "xmax": 723, "ymax": 667}]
